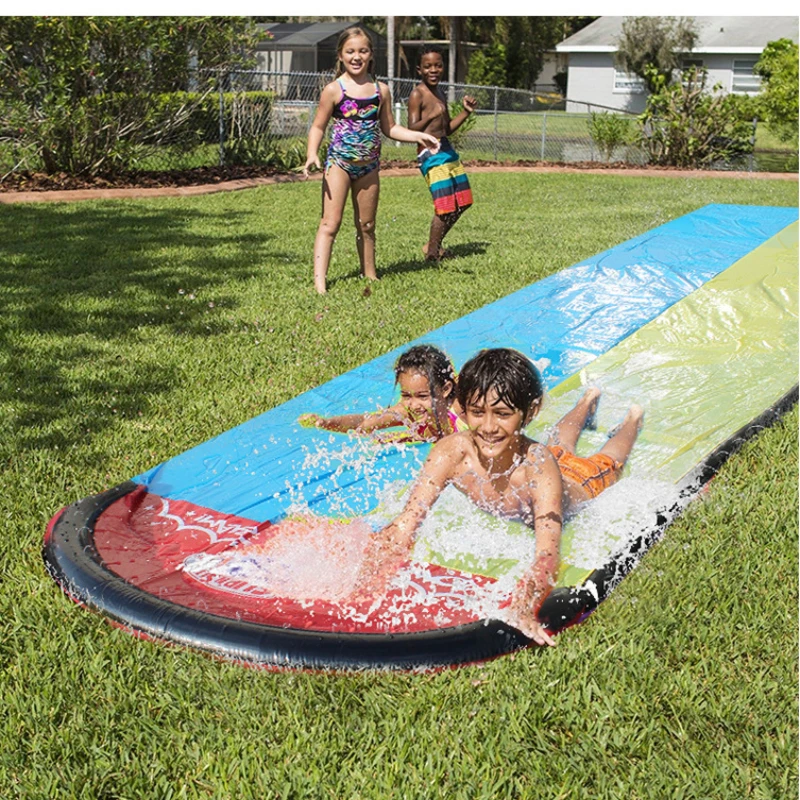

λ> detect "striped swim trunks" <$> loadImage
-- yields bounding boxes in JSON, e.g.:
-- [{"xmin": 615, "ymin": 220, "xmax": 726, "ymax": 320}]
[
  {"xmin": 548, "ymin": 445, "xmax": 623, "ymax": 499},
  {"xmin": 418, "ymin": 137, "xmax": 473, "ymax": 216}
]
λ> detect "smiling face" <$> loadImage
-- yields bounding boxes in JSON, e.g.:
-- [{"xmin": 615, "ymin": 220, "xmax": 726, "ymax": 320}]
[
  {"xmin": 339, "ymin": 35, "xmax": 373, "ymax": 78},
  {"xmin": 397, "ymin": 370, "xmax": 436, "ymax": 421},
  {"xmin": 464, "ymin": 388, "xmax": 527, "ymax": 462},
  {"xmin": 418, "ymin": 51, "xmax": 445, "ymax": 87}
]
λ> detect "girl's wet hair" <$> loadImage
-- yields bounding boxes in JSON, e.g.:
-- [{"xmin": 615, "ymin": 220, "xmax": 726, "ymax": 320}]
[
  {"xmin": 335, "ymin": 26, "xmax": 375, "ymax": 78},
  {"xmin": 456, "ymin": 348, "xmax": 543, "ymax": 415},
  {"xmin": 395, "ymin": 345, "xmax": 456, "ymax": 404}
]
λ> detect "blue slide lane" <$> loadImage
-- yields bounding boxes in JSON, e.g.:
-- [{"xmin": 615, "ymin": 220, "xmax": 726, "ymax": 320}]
[{"xmin": 135, "ymin": 204, "xmax": 798, "ymax": 522}]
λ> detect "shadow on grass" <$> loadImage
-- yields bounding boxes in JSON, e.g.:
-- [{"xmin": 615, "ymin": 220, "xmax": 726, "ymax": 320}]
[
  {"xmin": 329, "ymin": 241, "xmax": 490, "ymax": 287},
  {"xmin": 0, "ymin": 201, "xmax": 295, "ymax": 450}
]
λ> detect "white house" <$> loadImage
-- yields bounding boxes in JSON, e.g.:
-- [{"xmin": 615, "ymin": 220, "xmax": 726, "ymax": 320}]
[{"xmin": 556, "ymin": 16, "xmax": 799, "ymax": 113}]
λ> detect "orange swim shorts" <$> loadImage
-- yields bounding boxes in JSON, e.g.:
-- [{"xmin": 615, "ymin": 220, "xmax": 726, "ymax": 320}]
[{"xmin": 548, "ymin": 445, "xmax": 623, "ymax": 499}]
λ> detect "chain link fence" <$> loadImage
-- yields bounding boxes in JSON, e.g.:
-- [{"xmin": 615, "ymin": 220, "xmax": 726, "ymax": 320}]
[
  {"xmin": 183, "ymin": 70, "xmax": 648, "ymax": 170},
  {"xmin": 169, "ymin": 69, "xmax": 778, "ymax": 172},
  {"xmin": 1, "ymin": 68, "xmax": 792, "ymax": 177}
]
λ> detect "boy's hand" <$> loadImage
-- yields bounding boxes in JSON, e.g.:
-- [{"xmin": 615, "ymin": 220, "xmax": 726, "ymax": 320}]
[
  {"xmin": 462, "ymin": 95, "xmax": 477, "ymax": 114},
  {"xmin": 298, "ymin": 413, "xmax": 323, "ymax": 429},
  {"xmin": 349, "ymin": 526, "xmax": 410, "ymax": 604},
  {"xmin": 506, "ymin": 578, "xmax": 557, "ymax": 646},
  {"xmin": 508, "ymin": 609, "xmax": 556, "ymax": 647}
]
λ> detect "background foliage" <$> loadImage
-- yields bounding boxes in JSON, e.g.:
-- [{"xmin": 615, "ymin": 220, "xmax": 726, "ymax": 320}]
[
  {"xmin": 0, "ymin": 16, "xmax": 264, "ymax": 176},
  {"xmin": 639, "ymin": 67, "xmax": 755, "ymax": 168},
  {"xmin": 614, "ymin": 16, "xmax": 699, "ymax": 94},
  {"xmin": 755, "ymin": 37, "xmax": 800, "ymax": 149}
]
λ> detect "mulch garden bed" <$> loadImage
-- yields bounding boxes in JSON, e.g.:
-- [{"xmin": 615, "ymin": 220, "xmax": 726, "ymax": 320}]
[{"xmin": 0, "ymin": 159, "xmax": 737, "ymax": 194}]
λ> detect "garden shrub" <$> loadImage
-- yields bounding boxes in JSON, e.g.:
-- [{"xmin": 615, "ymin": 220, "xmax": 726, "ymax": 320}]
[
  {"xmin": 638, "ymin": 66, "xmax": 755, "ymax": 168},
  {"xmin": 154, "ymin": 90, "xmax": 275, "ymax": 148},
  {"xmin": 0, "ymin": 16, "xmax": 262, "ymax": 176},
  {"xmin": 587, "ymin": 112, "xmax": 635, "ymax": 161},
  {"xmin": 755, "ymin": 38, "xmax": 799, "ymax": 149}
]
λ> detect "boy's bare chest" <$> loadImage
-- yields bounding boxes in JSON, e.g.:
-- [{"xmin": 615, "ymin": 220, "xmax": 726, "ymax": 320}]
[
  {"xmin": 453, "ymin": 468, "xmax": 532, "ymax": 520},
  {"xmin": 422, "ymin": 92, "xmax": 449, "ymax": 120}
]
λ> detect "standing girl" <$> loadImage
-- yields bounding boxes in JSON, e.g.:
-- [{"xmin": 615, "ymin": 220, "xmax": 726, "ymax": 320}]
[{"xmin": 303, "ymin": 27, "xmax": 440, "ymax": 294}]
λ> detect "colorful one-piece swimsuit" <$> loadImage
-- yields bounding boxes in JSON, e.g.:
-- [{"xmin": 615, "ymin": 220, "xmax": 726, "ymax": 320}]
[{"xmin": 325, "ymin": 79, "xmax": 382, "ymax": 180}]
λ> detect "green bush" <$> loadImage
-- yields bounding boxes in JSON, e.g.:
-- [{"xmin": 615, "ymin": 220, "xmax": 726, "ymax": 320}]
[
  {"xmin": 0, "ymin": 16, "xmax": 263, "ymax": 176},
  {"xmin": 639, "ymin": 66, "xmax": 755, "ymax": 168},
  {"xmin": 447, "ymin": 101, "xmax": 478, "ymax": 150},
  {"xmin": 155, "ymin": 90, "xmax": 275, "ymax": 148},
  {"xmin": 587, "ymin": 112, "xmax": 635, "ymax": 161},
  {"xmin": 755, "ymin": 38, "xmax": 799, "ymax": 149}
]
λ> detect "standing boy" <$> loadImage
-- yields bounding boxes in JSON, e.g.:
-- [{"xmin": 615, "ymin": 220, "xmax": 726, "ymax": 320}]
[
  {"xmin": 408, "ymin": 44, "xmax": 476, "ymax": 262},
  {"xmin": 353, "ymin": 348, "xmax": 644, "ymax": 646}
]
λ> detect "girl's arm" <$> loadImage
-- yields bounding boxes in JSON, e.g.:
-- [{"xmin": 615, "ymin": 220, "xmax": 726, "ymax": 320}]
[
  {"xmin": 299, "ymin": 405, "xmax": 407, "ymax": 434},
  {"xmin": 378, "ymin": 83, "xmax": 440, "ymax": 149},
  {"xmin": 304, "ymin": 83, "xmax": 337, "ymax": 174},
  {"xmin": 351, "ymin": 436, "xmax": 461, "ymax": 599},
  {"xmin": 507, "ymin": 447, "xmax": 563, "ymax": 646}
]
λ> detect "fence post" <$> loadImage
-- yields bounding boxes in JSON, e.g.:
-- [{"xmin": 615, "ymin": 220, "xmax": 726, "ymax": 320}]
[
  {"xmin": 395, "ymin": 101, "xmax": 402, "ymax": 147},
  {"xmin": 493, "ymin": 87, "xmax": 499, "ymax": 162},
  {"xmin": 749, "ymin": 117, "xmax": 757, "ymax": 172},
  {"xmin": 540, "ymin": 113, "xmax": 547, "ymax": 161},
  {"xmin": 218, "ymin": 72, "xmax": 226, "ymax": 167}
]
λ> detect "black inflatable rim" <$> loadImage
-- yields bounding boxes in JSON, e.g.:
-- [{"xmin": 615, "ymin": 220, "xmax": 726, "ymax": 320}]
[{"xmin": 43, "ymin": 481, "xmax": 530, "ymax": 672}]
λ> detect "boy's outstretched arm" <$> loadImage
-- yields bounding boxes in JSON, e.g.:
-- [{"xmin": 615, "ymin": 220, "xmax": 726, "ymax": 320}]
[
  {"xmin": 507, "ymin": 449, "xmax": 564, "ymax": 646},
  {"xmin": 448, "ymin": 95, "xmax": 477, "ymax": 135},
  {"xmin": 351, "ymin": 437, "xmax": 461, "ymax": 600}
]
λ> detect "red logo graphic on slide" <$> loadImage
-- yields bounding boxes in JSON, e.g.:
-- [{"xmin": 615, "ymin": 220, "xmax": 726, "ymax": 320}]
[{"xmin": 91, "ymin": 487, "xmax": 501, "ymax": 634}]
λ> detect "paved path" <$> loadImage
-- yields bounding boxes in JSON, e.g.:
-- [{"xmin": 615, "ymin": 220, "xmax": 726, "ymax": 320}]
[{"xmin": 0, "ymin": 164, "xmax": 795, "ymax": 204}]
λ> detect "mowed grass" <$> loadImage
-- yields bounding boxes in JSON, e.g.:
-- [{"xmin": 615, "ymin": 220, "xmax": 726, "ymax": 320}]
[{"xmin": 0, "ymin": 173, "xmax": 797, "ymax": 799}]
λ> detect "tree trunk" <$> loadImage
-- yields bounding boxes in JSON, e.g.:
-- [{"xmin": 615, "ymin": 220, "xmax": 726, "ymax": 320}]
[{"xmin": 448, "ymin": 16, "xmax": 458, "ymax": 103}]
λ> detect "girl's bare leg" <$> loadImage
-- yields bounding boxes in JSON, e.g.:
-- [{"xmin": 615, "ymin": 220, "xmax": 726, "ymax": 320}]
[
  {"xmin": 547, "ymin": 387, "xmax": 602, "ymax": 453},
  {"xmin": 600, "ymin": 404, "xmax": 644, "ymax": 466},
  {"xmin": 313, "ymin": 165, "xmax": 351, "ymax": 294},
  {"xmin": 351, "ymin": 168, "xmax": 380, "ymax": 281}
]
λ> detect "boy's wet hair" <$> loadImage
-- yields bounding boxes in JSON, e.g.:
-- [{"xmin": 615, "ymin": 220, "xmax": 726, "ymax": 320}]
[
  {"xmin": 335, "ymin": 26, "xmax": 375, "ymax": 78},
  {"xmin": 395, "ymin": 345, "xmax": 456, "ymax": 404},
  {"xmin": 419, "ymin": 43, "xmax": 444, "ymax": 64},
  {"xmin": 456, "ymin": 348, "xmax": 543, "ymax": 416}
]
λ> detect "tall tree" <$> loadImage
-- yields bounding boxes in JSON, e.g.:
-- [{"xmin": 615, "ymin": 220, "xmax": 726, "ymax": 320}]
[
  {"xmin": 464, "ymin": 16, "xmax": 578, "ymax": 90},
  {"xmin": 615, "ymin": 16, "xmax": 699, "ymax": 94}
]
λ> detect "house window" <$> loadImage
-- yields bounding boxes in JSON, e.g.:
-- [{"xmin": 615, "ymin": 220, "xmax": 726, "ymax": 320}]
[
  {"xmin": 613, "ymin": 69, "xmax": 645, "ymax": 93},
  {"xmin": 732, "ymin": 58, "xmax": 762, "ymax": 94}
]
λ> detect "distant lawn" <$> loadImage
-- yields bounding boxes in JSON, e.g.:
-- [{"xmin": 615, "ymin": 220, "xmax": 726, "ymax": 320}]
[{"xmin": 0, "ymin": 173, "xmax": 797, "ymax": 798}]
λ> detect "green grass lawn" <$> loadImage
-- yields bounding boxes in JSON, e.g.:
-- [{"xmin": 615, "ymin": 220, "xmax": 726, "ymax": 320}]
[{"xmin": 1, "ymin": 173, "xmax": 797, "ymax": 799}]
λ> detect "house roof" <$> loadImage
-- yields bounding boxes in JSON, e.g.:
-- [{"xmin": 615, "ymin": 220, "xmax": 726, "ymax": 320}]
[
  {"xmin": 256, "ymin": 21, "xmax": 384, "ymax": 49},
  {"xmin": 557, "ymin": 16, "xmax": 799, "ymax": 54}
]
